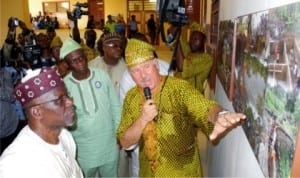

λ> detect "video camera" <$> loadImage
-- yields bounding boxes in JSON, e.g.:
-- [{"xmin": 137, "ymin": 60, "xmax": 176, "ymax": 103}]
[
  {"xmin": 157, "ymin": 0, "xmax": 188, "ymax": 44},
  {"xmin": 71, "ymin": 2, "xmax": 88, "ymax": 19},
  {"xmin": 23, "ymin": 31, "xmax": 41, "ymax": 69},
  {"xmin": 9, "ymin": 17, "xmax": 19, "ymax": 28},
  {"xmin": 157, "ymin": 0, "xmax": 189, "ymax": 72},
  {"xmin": 158, "ymin": 0, "xmax": 188, "ymax": 26}
]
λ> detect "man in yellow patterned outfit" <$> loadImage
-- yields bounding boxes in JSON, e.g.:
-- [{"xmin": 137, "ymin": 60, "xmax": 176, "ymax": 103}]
[
  {"xmin": 117, "ymin": 39, "xmax": 246, "ymax": 177},
  {"xmin": 174, "ymin": 22, "xmax": 213, "ymax": 93}
]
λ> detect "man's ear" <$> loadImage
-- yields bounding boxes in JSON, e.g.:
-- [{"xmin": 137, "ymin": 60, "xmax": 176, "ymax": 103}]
[{"xmin": 29, "ymin": 106, "xmax": 43, "ymax": 120}]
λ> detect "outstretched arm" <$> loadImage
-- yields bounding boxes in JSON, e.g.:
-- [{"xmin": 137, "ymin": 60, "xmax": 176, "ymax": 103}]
[
  {"xmin": 6, "ymin": 17, "xmax": 17, "ymax": 43},
  {"xmin": 67, "ymin": 11, "xmax": 81, "ymax": 43},
  {"xmin": 208, "ymin": 105, "xmax": 246, "ymax": 143}
]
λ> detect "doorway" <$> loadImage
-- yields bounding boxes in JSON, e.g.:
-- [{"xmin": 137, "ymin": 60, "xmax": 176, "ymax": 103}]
[
  {"xmin": 128, "ymin": 0, "xmax": 157, "ymax": 43},
  {"xmin": 87, "ymin": 0, "xmax": 104, "ymax": 29}
]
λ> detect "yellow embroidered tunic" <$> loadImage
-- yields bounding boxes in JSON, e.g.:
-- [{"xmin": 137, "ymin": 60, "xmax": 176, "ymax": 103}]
[
  {"xmin": 180, "ymin": 52, "xmax": 213, "ymax": 93},
  {"xmin": 176, "ymin": 37, "xmax": 213, "ymax": 93},
  {"xmin": 117, "ymin": 76, "xmax": 217, "ymax": 177}
]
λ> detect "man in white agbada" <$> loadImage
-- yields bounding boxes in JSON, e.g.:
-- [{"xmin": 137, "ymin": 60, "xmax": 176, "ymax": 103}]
[
  {"xmin": 0, "ymin": 67, "xmax": 83, "ymax": 178},
  {"xmin": 89, "ymin": 32, "xmax": 127, "ymax": 93}
]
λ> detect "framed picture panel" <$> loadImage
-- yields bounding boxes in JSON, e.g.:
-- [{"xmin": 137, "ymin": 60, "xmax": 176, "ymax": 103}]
[
  {"xmin": 217, "ymin": 19, "xmax": 236, "ymax": 100},
  {"xmin": 227, "ymin": 2, "xmax": 300, "ymax": 177}
]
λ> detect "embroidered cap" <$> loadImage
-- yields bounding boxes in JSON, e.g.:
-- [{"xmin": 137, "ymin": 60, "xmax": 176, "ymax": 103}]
[
  {"xmin": 50, "ymin": 36, "xmax": 63, "ymax": 48},
  {"xmin": 101, "ymin": 32, "xmax": 122, "ymax": 45},
  {"xmin": 189, "ymin": 21, "xmax": 207, "ymax": 36},
  {"xmin": 60, "ymin": 38, "xmax": 81, "ymax": 60},
  {"xmin": 14, "ymin": 67, "xmax": 64, "ymax": 107},
  {"xmin": 125, "ymin": 39, "xmax": 156, "ymax": 68}
]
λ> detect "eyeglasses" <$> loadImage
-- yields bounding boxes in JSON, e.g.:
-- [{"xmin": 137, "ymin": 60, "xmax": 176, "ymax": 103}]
[
  {"xmin": 26, "ymin": 95, "xmax": 72, "ymax": 108},
  {"xmin": 104, "ymin": 43, "xmax": 122, "ymax": 49}
]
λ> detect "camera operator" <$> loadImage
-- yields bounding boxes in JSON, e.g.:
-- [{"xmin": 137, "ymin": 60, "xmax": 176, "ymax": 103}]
[
  {"xmin": 1, "ymin": 18, "xmax": 33, "ymax": 80},
  {"xmin": 168, "ymin": 22, "xmax": 213, "ymax": 94},
  {"xmin": 2, "ymin": 18, "xmax": 26, "ymax": 68},
  {"xmin": 157, "ymin": 0, "xmax": 212, "ymax": 94},
  {"xmin": 67, "ymin": 5, "xmax": 99, "ymax": 62}
]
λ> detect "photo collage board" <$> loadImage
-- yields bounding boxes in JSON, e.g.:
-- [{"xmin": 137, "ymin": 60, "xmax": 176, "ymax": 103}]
[{"xmin": 217, "ymin": 2, "xmax": 300, "ymax": 177}]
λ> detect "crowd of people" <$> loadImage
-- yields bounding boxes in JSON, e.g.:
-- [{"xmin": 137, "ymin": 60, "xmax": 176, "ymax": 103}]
[
  {"xmin": 0, "ymin": 14, "xmax": 246, "ymax": 178},
  {"xmin": 31, "ymin": 11, "xmax": 60, "ymax": 30}
]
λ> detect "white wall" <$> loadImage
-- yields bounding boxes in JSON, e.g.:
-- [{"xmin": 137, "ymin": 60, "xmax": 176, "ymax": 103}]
[
  {"xmin": 207, "ymin": 0, "xmax": 300, "ymax": 177},
  {"xmin": 219, "ymin": 0, "xmax": 300, "ymax": 20},
  {"xmin": 208, "ymin": 78, "xmax": 264, "ymax": 177}
]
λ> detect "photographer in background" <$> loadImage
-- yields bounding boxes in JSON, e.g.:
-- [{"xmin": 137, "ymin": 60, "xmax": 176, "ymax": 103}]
[
  {"xmin": 2, "ymin": 18, "xmax": 29, "ymax": 69},
  {"xmin": 173, "ymin": 22, "xmax": 213, "ymax": 94},
  {"xmin": 2, "ymin": 17, "xmax": 51, "ymax": 71},
  {"xmin": 0, "ymin": 18, "xmax": 28, "ymax": 154}
]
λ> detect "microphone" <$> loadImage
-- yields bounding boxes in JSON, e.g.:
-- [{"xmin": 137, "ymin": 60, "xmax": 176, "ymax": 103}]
[
  {"xmin": 143, "ymin": 87, "xmax": 157, "ymax": 121},
  {"xmin": 143, "ymin": 87, "xmax": 151, "ymax": 100}
]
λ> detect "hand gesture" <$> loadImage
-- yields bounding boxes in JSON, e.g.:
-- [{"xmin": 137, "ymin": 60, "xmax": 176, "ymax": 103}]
[
  {"xmin": 8, "ymin": 17, "xmax": 18, "ymax": 29},
  {"xmin": 66, "ymin": 10, "xmax": 77, "ymax": 22},
  {"xmin": 209, "ymin": 112, "xmax": 246, "ymax": 142}
]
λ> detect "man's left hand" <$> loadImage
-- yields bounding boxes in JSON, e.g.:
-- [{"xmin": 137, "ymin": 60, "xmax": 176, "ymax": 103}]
[{"xmin": 209, "ymin": 112, "xmax": 246, "ymax": 142}]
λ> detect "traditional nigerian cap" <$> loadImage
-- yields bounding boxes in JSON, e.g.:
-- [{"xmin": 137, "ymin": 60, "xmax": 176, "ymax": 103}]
[
  {"xmin": 60, "ymin": 38, "xmax": 81, "ymax": 59},
  {"xmin": 50, "ymin": 36, "xmax": 63, "ymax": 48},
  {"xmin": 125, "ymin": 39, "xmax": 155, "ymax": 68},
  {"xmin": 189, "ymin": 21, "xmax": 207, "ymax": 36},
  {"xmin": 14, "ymin": 67, "xmax": 64, "ymax": 107},
  {"xmin": 102, "ymin": 32, "xmax": 122, "ymax": 45}
]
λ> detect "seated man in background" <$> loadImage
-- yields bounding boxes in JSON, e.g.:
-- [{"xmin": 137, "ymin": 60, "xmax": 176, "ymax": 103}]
[
  {"xmin": 0, "ymin": 67, "xmax": 83, "ymax": 178},
  {"xmin": 117, "ymin": 39, "xmax": 246, "ymax": 177}
]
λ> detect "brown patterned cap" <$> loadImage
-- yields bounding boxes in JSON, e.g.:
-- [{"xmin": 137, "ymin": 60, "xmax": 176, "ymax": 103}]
[
  {"xmin": 101, "ymin": 32, "xmax": 122, "ymax": 45},
  {"xmin": 125, "ymin": 39, "xmax": 155, "ymax": 68},
  {"xmin": 14, "ymin": 67, "xmax": 64, "ymax": 107}
]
